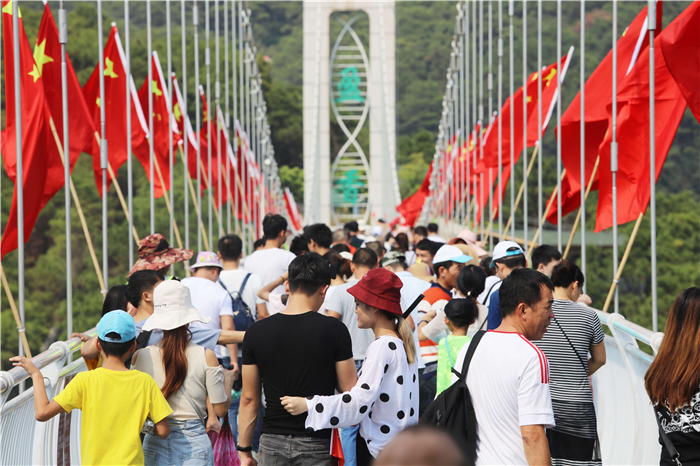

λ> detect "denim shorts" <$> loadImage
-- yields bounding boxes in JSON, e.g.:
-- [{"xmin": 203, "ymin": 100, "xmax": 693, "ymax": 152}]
[
  {"xmin": 143, "ymin": 419, "xmax": 214, "ymax": 466},
  {"xmin": 259, "ymin": 433, "xmax": 333, "ymax": 466}
]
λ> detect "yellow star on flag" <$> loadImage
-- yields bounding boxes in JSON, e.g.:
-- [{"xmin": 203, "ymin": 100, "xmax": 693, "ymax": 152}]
[
  {"xmin": 33, "ymin": 39, "xmax": 54, "ymax": 77},
  {"xmin": 152, "ymin": 80, "xmax": 163, "ymax": 97},
  {"xmin": 96, "ymin": 97, "xmax": 101, "ymax": 107},
  {"xmin": 103, "ymin": 57, "xmax": 118, "ymax": 78},
  {"xmin": 28, "ymin": 63, "xmax": 41, "ymax": 83},
  {"xmin": 544, "ymin": 68, "xmax": 557, "ymax": 87},
  {"xmin": 203, "ymin": 110, "xmax": 208, "ymax": 122},
  {"xmin": 526, "ymin": 95, "xmax": 533, "ymax": 103},
  {"xmin": 2, "ymin": 1, "xmax": 21, "ymax": 18},
  {"xmin": 622, "ymin": 27, "xmax": 628, "ymax": 37},
  {"xmin": 174, "ymin": 102, "xmax": 182, "ymax": 122},
  {"xmin": 531, "ymin": 71, "xmax": 539, "ymax": 83}
]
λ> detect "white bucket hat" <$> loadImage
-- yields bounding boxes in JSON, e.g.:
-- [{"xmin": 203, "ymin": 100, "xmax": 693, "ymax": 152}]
[{"xmin": 142, "ymin": 280, "xmax": 211, "ymax": 331}]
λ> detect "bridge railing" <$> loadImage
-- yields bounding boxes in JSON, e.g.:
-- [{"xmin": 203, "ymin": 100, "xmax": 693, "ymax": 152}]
[
  {"xmin": 0, "ymin": 329, "xmax": 95, "ymax": 466},
  {"xmin": 592, "ymin": 310, "xmax": 664, "ymax": 465},
  {"xmin": 0, "ymin": 315, "xmax": 664, "ymax": 465}
]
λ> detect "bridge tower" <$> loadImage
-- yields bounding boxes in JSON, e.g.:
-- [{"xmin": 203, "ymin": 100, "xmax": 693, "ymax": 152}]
[{"xmin": 303, "ymin": 0, "xmax": 400, "ymax": 226}]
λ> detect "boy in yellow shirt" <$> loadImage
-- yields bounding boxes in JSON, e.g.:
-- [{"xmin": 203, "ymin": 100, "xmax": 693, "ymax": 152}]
[{"xmin": 11, "ymin": 310, "xmax": 172, "ymax": 466}]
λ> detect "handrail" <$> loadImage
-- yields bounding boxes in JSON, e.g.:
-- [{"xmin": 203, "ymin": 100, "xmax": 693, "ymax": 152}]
[
  {"xmin": 595, "ymin": 310, "xmax": 664, "ymax": 353},
  {"xmin": 0, "ymin": 328, "xmax": 96, "ymax": 395}
]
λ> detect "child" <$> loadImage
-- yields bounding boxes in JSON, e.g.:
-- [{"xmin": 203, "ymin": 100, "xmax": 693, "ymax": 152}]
[
  {"xmin": 10, "ymin": 310, "xmax": 173, "ymax": 466},
  {"xmin": 435, "ymin": 298, "xmax": 476, "ymax": 395}
]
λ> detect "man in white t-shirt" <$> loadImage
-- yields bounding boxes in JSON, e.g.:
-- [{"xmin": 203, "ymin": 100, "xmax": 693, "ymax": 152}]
[
  {"xmin": 453, "ymin": 268, "xmax": 555, "ymax": 465},
  {"xmin": 182, "ymin": 252, "xmax": 235, "ymax": 364},
  {"xmin": 243, "ymin": 214, "xmax": 296, "ymax": 315}
]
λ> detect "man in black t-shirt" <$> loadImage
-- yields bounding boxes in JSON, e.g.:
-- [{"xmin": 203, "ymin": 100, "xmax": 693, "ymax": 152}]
[{"xmin": 238, "ymin": 253, "xmax": 358, "ymax": 466}]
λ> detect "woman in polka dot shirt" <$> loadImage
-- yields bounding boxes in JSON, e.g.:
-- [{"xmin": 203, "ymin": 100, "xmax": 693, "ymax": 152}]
[{"xmin": 281, "ymin": 268, "xmax": 419, "ymax": 466}]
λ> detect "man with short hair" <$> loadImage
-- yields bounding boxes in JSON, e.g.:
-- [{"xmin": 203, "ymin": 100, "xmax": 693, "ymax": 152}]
[
  {"xmin": 304, "ymin": 223, "xmax": 333, "ymax": 255},
  {"xmin": 182, "ymin": 252, "xmax": 236, "ymax": 366},
  {"xmin": 413, "ymin": 226, "xmax": 428, "ymax": 244},
  {"xmin": 345, "ymin": 221, "xmax": 364, "ymax": 248},
  {"xmin": 325, "ymin": 247, "xmax": 378, "ymax": 466},
  {"xmin": 531, "ymin": 245, "xmax": 563, "ymax": 277},
  {"xmin": 427, "ymin": 223, "xmax": 446, "ymax": 244},
  {"xmin": 415, "ymin": 239, "xmax": 442, "ymax": 272},
  {"xmin": 364, "ymin": 240, "xmax": 385, "ymax": 262},
  {"xmin": 487, "ymin": 241, "xmax": 527, "ymax": 329},
  {"xmin": 244, "ymin": 214, "xmax": 296, "ymax": 315},
  {"xmin": 415, "ymin": 245, "xmax": 471, "ymax": 416},
  {"xmin": 453, "ymin": 268, "xmax": 555, "ymax": 465},
  {"xmin": 238, "ymin": 254, "xmax": 357, "ymax": 466}
]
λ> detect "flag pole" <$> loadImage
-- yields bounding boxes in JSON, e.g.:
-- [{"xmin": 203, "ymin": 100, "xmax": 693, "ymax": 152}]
[
  {"xmin": 224, "ymin": 0, "xmax": 231, "ymax": 234},
  {"xmin": 563, "ymin": 156, "xmax": 599, "ymax": 259},
  {"xmin": 167, "ymin": 0, "xmax": 175, "ymax": 274},
  {"xmin": 206, "ymin": 0, "xmax": 213, "ymax": 250},
  {"xmin": 464, "ymin": 3, "xmax": 470, "ymax": 223},
  {"xmin": 579, "ymin": 0, "xmax": 586, "ymax": 291},
  {"xmin": 97, "ymin": 0, "xmax": 108, "ymax": 292},
  {"xmin": 125, "ymin": 0, "xmax": 133, "ymax": 266},
  {"xmin": 12, "ymin": 0, "xmax": 28, "ymax": 374},
  {"xmin": 522, "ymin": 0, "xmax": 528, "ymax": 254},
  {"xmin": 479, "ymin": 0, "xmax": 484, "ymax": 241},
  {"xmin": 502, "ymin": 143, "xmax": 539, "ymax": 238},
  {"xmin": 458, "ymin": 4, "xmax": 466, "ymax": 228},
  {"xmin": 528, "ymin": 169, "xmax": 566, "ymax": 257},
  {"xmin": 602, "ymin": 213, "xmax": 644, "ymax": 313},
  {"xmin": 537, "ymin": 0, "xmax": 543, "ymax": 245},
  {"xmin": 498, "ymin": 0, "xmax": 503, "ymax": 242},
  {"xmin": 488, "ymin": 0, "xmax": 493, "ymax": 252},
  {"xmin": 472, "ymin": 0, "xmax": 477, "ymax": 231},
  {"xmin": 648, "ymin": 0, "xmax": 657, "ymax": 331},
  {"xmin": 556, "ymin": 0, "xmax": 563, "ymax": 251},
  {"xmin": 58, "ymin": 0, "xmax": 72, "ymax": 343},
  {"xmin": 147, "ymin": 0, "xmax": 155, "ymax": 234},
  {"xmin": 239, "ymin": 1, "xmax": 248, "ymax": 252},
  {"xmin": 49, "ymin": 120, "xmax": 105, "ymax": 291},
  {"xmin": 611, "ymin": 0, "xmax": 619, "ymax": 314},
  {"xmin": 182, "ymin": 0, "xmax": 190, "ymax": 256},
  {"xmin": 194, "ymin": 1, "xmax": 202, "ymax": 253},
  {"xmin": 232, "ymin": 0, "xmax": 240, "ymax": 236},
  {"xmin": 508, "ymin": 0, "xmax": 514, "ymax": 239},
  {"xmin": 215, "ymin": 0, "xmax": 223, "ymax": 238}
]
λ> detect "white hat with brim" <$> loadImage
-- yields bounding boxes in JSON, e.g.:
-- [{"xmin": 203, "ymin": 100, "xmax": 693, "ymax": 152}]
[{"xmin": 143, "ymin": 280, "xmax": 211, "ymax": 332}]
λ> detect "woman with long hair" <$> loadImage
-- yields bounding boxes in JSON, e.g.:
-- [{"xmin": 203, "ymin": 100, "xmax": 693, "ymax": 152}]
[
  {"xmin": 281, "ymin": 268, "xmax": 419, "ymax": 465},
  {"xmin": 395, "ymin": 233, "xmax": 416, "ymax": 266},
  {"xmin": 132, "ymin": 280, "xmax": 233, "ymax": 466},
  {"xmin": 645, "ymin": 287, "xmax": 700, "ymax": 465},
  {"xmin": 535, "ymin": 260, "xmax": 606, "ymax": 466}
]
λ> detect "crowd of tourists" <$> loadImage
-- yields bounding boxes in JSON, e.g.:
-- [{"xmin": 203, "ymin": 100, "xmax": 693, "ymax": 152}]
[{"xmin": 9, "ymin": 215, "xmax": 700, "ymax": 466}]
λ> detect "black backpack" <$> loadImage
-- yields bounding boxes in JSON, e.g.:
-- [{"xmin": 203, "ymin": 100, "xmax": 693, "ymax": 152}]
[
  {"xmin": 219, "ymin": 274, "xmax": 256, "ymax": 332},
  {"xmin": 422, "ymin": 330, "xmax": 486, "ymax": 465}
]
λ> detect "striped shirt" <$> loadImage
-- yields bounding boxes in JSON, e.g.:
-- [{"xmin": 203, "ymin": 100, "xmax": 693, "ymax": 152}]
[
  {"xmin": 535, "ymin": 300, "xmax": 605, "ymax": 403},
  {"xmin": 416, "ymin": 285, "xmax": 452, "ymax": 370}
]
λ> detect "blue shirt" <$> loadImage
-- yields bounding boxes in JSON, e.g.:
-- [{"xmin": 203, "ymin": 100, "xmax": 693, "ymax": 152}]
[
  {"xmin": 135, "ymin": 319, "xmax": 221, "ymax": 351},
  {"xmin": 487, "ymin": 290, "xmax": 502, "ymax": 330}
]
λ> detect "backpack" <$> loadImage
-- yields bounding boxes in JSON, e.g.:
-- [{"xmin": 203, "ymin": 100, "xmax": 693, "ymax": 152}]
[
  {"xmin": 422, "ymin": 330, "xmax": 486, "ymax": 465},
  {"xmin": 219, "ymin": 274, "xmax": 256, "ymax": 332}
]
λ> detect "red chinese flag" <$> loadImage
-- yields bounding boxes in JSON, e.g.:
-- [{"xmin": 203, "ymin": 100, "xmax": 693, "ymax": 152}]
[
  {"xmin": 396, "ymin": 162, "xmax": 433, "ymax": 227},
  {"xmin": 172, "ymin": 73, "xmax": 201, "ymax": 193},
  {"xmin": 36, "ymin": 3, "xmax": 95, "ymax": 184},
  {"xmin": 197, "ymin": 87, "xmax": 229, "ymax": 209},
  {"xmin": 481, "ymin": 50, "xmax": 573, "ymax": 169},
  {"xmin": 595, "ymin": 32, "xmax": 686, "ymax": 232},
  {"xmin": 548, "ymin": 5, "xmax": 661, "ymax": 225},
  {"xmin": 1, "ymin": 2, "xmax": 53, "ymax": 258},
  {"xmin": 83, "ymin": 24, "xmax": 150, "ymax": 196},
  {"xmin": 659, "ymin": 1, "xmax": 700, "ymax": 123},
  {"xmin": 137, "ymin": 51, "xmax": 180, "ymax": 197},
  {"xmin": 215, "ymin": 104, "xmax": 236, "ymax": 209},
  {"xmin": 235, "ymin": 121, "xmax": 252, "ymax": 222},
  {"xmin": 284, "ymin": 188, "xmax": 304, "ymax": 231}
]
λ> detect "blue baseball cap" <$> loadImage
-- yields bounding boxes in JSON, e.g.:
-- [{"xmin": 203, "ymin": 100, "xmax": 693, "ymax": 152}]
[{"xmin": 97, "ymin": 310, "xmax": 137, "ymax": 343}]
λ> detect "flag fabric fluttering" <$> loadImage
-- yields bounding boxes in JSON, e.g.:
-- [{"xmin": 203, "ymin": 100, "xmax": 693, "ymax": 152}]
[
  {"xmin": 595, "ymin": 29, "xmax": 686, "ymax": 232},
  {"xmin": 82, "ymin": 23, "xmax": 150, "ymax": 197},
  {"xmin": 283, "ymin": 187, "xmax": 303, "ymax": 232},
  {"xmin": 480, "ymin": 49, "xmax": 573, "ymax": 170},
  {"xmin": 1, "ymin": 0, "xmax": 55, "ymax": 259},
  {"xmin": 172, "ymin": 73, "xmax": 201, "ymax": 191},
  {"xmin": 547, "ymin": 4, "xmax": 661, "ymax": 225},
  {"xmin": 396, "ymin": 162, "xmax": 433, "ymax": 227},
  {"xmin": 137, "ymin": 51, "xmax": 181, "ymax": 197}
]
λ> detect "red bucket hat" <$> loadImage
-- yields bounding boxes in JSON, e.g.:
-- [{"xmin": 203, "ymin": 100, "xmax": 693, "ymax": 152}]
[
  {"xmin": 348, "ymin": 268, "xmax": 403, "ymax": 316},
  {"xmin": 128, "ymin": 234, "xmax": 194, "ymax": 276}
]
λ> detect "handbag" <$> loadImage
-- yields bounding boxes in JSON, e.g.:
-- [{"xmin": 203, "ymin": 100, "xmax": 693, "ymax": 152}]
[{"xmin": 654, "ymin": 408, "xmax": 683, "ymax": 466}]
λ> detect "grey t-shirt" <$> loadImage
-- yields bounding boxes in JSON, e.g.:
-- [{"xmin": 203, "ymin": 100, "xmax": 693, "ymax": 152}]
[{"xmin": 325, "ymin": 278, "xmax": 374, "ymax": 360}]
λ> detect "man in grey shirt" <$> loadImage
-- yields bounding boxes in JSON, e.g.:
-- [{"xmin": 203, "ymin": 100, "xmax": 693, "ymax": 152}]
[{"xmin": 326, "ymin": 248, "xmax": 378, "ymax": 362}]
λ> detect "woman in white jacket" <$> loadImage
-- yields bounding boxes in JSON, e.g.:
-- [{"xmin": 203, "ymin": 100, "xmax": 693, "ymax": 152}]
[{"xmin": 281, "ymin": 268, "xmax": 419, "ymax": 465}]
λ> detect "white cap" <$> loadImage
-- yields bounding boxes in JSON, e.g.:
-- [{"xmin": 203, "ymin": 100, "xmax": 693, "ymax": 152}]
[
  {"xmin": 143, "ymin": 280, "xmax": 211, "ymax": 332},
  {"xmin": 490, "ymin": 241, "xmax": 525, "ymax": 268},
  {"xmin": 433, "ymin": 245, "xmax": 472, "ymax": 265}
]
